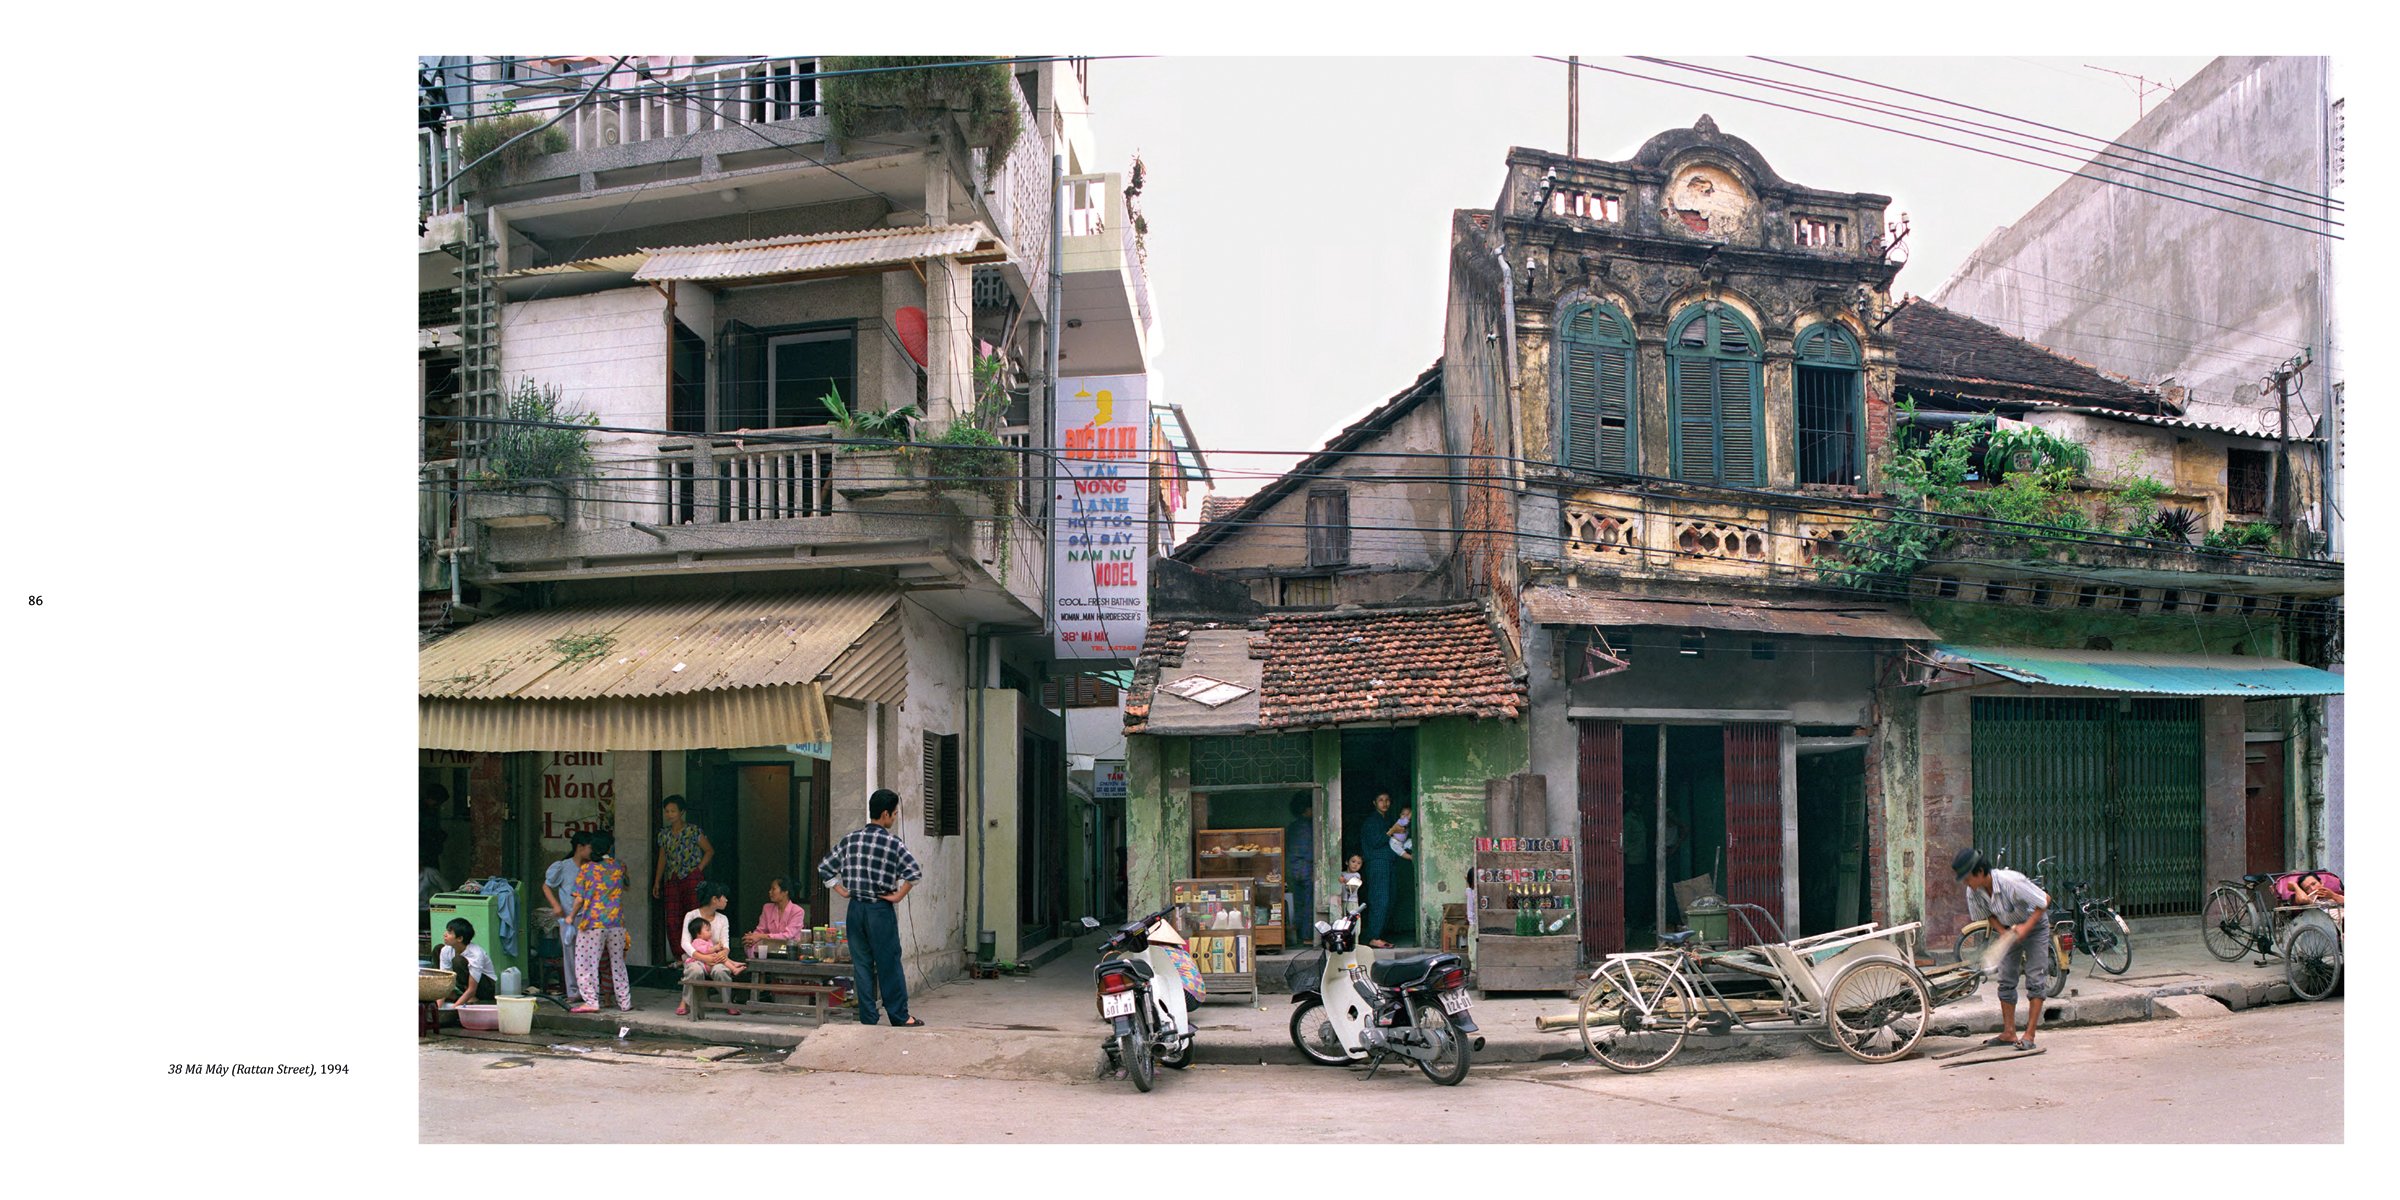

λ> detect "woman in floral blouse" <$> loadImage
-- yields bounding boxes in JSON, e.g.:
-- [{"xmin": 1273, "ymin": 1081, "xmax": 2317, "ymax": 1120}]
[
  {"xmin": 651, "ymin": 796, "xmax": 713, "ymax": 961},
  {"xmin": 570, "ymin": 831, "xmax": 633, "ymax": 1013}
]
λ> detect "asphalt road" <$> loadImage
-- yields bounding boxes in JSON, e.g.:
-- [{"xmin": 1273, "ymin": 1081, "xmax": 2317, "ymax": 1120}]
[{"xmin": 420, "ymin": 998, "xmax": 2341, "ymax": 1143}]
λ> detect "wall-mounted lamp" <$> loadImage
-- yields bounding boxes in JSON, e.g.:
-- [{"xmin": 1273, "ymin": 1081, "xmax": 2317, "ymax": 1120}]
[{"xmin": 1532, "ymin": 166, "xmax": 1558, "ymax": 215}]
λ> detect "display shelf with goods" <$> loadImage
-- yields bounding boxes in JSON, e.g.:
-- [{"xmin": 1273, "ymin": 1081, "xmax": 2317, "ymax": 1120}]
[
  {"xmin": 1473, "ymin": 836, "xmax": 1580, "ymax": 991},
  {"xmin": 1194, "ymin": 827, "xmax": 1286, "ymax": 951},
  {"xmin": 1171, "ymin": 877, "xmax": 1257, "ymax": 1002}
]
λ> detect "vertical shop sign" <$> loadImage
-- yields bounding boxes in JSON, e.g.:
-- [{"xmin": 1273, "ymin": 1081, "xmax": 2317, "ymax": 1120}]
[
  {"xmin": 1054, "ymin": 374, "xmax": 1150, "ymax": 659},
  {"xmin": 539, "ymin": 751, "xmax": 614, "ymax": 859}
]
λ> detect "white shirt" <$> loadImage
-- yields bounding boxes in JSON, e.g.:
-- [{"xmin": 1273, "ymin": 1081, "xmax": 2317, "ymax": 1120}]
[
  {"xmin": 439, "ymin": 942, "xmax": 495, "ymax": 987},
  {"xmin": 681, "ymin": 908, "xmax": 733, "ymax": 959}
]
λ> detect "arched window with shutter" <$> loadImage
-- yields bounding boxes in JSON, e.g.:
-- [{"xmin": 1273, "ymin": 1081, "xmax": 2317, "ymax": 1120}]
[
  {"xmin": 1666, "ymin": 304, "xmax": 1765, "ymax": 485},
  {"xmin": 1556, "ymin": 302, "xmax": 1636, "ymax": 474},
  {"xmin": 1794, "ymin": 323, "xmax": 1864, "ymax": 487}
]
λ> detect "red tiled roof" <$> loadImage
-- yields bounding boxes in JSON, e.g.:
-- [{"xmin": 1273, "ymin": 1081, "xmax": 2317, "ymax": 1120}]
[
  {"xmin": 1890, "ymin": 299, "xmax": 2166, "ymax": 413},
  {"xmin": 1198, "ymin": 495, "xmax": 1247, "ymax": 524},
  {"xmin": 1260, "ymin": 605, "xmax": 1523, "ymax": 727},
  {"xmin": 1126, "ymin": 604, "xmax": 1522, "ymax": 733}
]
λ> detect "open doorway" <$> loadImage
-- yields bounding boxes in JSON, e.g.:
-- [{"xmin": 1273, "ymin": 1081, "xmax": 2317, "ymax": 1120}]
[
  {"xmin": 1796, "ymin": 745, "xmax": 1867, "ymax": 935},
  {"xmin": 1340, "ymin": 728, "xmax": 1418, "ymax": 946},
  {"xmin": 1612, "ymin": 725, "xmax": 1729, "ymax": 949}
]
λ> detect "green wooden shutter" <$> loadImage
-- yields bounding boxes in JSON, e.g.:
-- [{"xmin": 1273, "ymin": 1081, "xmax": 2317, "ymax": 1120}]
[
  {"xmin": 1595, "ymin": 343, "xmax": 1631, "ymax": 472},
  {"xmin": 1716, "ymin": 358, "xmax": 1760, "ymax": 484},
  {"xmin": 1563, "ymin": 341, "xmax": 1601, "ymax": 470},
  {"xmin": 1673, "ymin": 355, "xmax": 1718, "ymax": 481}
]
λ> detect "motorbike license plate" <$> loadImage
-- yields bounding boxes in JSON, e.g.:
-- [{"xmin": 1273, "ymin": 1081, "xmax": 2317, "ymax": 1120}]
[
  {"xmin": 1438, "ymin": 989, "xmax": 1473, "ymax": 1015},
  {"xmin": 1100, "ymin": 991, "xmax": 1138, "ymax": 1018}
]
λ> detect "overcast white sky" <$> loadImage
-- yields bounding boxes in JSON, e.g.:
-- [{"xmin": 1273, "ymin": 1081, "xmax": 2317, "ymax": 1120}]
[{"xmin": 1083, "ymin": 56, "xmax": 2219, "ymax": 502}]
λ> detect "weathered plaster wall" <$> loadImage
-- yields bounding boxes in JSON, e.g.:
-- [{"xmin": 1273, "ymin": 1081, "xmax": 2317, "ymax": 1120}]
[
  {"xmin": 1934, "ymin": 57, "xmax": 2334, "ymax": 434},
  {"xmin": 1914, "ymin": 689, "xmax": 1973, "ymax": 941},
  {"xmin": 1411, "ymin": 718, "xmax": 1530, "ymax": 946},
  {"xmin": 1874, "ymin": 687, "xmax": 1921, "ymax": 928},
  {"xmin": 1913, "ymin": 600, "xmax": 2276, "ymax": 657},
  {"xmin": 1564, "ymin": 633, "xmax": 1880, "ymax": 725},
  {"xmin": 1187, "ymin": 399, "xmax": 1452, "ymax": 579},
  {"xmin": 1123, "ymin": 736, "xmax": 1191, "ymax": 916},
  {"xmin": 2202, "ymin": 698, "xmax": 2246, "ymax": 887},
  {"xmin": 500, "ymin": 286, "xmax": 669, "ymax": 428}
]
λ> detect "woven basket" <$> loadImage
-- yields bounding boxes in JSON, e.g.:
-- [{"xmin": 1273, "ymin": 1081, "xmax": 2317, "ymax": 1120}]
[{"xmin": 419, "ymin": 968, "xmax": 457, "ymax": 1003}]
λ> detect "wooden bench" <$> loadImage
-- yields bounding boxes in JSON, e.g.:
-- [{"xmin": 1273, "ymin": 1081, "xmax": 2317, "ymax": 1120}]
[{"xmin": 681, "ymin": 976, "xmax": 846, "ymax": 1024}]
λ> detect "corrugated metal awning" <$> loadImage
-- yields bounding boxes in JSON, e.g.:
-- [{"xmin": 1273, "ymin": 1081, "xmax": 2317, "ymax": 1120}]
[
  {"xmin": 634, "ymin": 223, "xmax": 1004, "ymax": 285},
  {"xmin": 419, "ymin": 590, "xmax": 900, "ymax": 750},
  {"xmin": 1936, "ymin": 644, "xmax": 2345, "ymax": 697},
  {"xmin": 1523, "ymin": 587, "xmax": 1935, "ymax": 641}
]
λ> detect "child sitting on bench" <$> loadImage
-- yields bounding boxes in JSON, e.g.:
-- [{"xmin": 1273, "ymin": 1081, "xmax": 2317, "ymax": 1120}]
[{"xmin": 679, "ymin": 916, "xmax": 746, "ymax": 1016}]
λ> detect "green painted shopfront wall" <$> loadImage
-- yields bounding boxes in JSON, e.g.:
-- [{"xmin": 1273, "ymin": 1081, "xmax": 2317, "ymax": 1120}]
[{"xmin": 1969, "ymin": 696, "xmax": 2205, "ymax": 917}]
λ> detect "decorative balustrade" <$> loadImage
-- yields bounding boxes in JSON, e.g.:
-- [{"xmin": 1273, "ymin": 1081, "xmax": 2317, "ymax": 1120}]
[
  {"xmin": 1001, "ymin": 83, "xmax": 1051, "ymax": 307},
  {"xmin": 1561, "ymin": 492, "xmax": 1861, "ymax": 577},
  {"xmin": 561, "ymin": 57, "xmax": 823, "ymax": 153},
  {"xmin": 652, "ymin": 439, "xmax": 839, "ymax": 526}
]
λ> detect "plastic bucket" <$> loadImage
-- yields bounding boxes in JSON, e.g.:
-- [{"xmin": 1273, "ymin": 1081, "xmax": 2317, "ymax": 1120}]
[{"xmin": 495, "ymin": 996, "xmax": 537, "ymax": 1035}]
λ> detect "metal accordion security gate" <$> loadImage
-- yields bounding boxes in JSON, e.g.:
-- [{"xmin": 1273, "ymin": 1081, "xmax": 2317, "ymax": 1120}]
[
  {"xmin": 1969, "ymin": 697, "xmax": 2204, "ymax": 917},
  {"xmin": 1722, "ymin": 723, "xmax": 1784, "ymax": 946}
]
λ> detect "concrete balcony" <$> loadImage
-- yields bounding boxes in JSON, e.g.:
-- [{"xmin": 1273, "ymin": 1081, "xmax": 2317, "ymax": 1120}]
[
  {"xmin": 465, "ymin": 435, "xmax": 1046, "ymax": 624},
  {"xmin": 1555, "ymin": 484, "xmax": 2343, "ymax": 603},
  {"xmin": 1057, "ymin": 172, "xmax": 1154, "ymax": 375}
]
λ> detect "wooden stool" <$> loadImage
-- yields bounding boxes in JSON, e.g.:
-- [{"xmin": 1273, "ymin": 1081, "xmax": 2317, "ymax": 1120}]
[{"xmin": 419, "ymin": 1000, "xmax": 441, "ymax": 1038}]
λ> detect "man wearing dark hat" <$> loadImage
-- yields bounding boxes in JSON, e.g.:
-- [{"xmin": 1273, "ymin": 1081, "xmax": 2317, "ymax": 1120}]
[{"xmin": 1953, "ymin": 847, "xmax": 2051, "ymax": 1051}]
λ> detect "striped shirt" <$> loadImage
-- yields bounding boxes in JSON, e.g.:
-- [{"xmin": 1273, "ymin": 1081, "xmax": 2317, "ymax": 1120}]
[{"xmin": 818, "ymin": 822, "xmax": 924, "ymax": 899}]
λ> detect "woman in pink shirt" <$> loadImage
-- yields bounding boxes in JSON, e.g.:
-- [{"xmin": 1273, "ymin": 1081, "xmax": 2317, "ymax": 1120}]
[{"xmin": 745, "ymin": 877, "xmax": 810, "ymax": 949}]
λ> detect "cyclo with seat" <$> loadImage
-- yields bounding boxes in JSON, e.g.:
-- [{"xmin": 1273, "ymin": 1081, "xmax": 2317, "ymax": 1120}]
[{"xmin": 1539, "ymin": 904, "xmax": 1980, "ymax": 1074}]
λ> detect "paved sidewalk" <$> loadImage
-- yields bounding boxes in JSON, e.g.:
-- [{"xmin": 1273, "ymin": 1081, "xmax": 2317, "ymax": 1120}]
[{"xmin": 485, "ymin": 916, "xmax": 2331, "ymax": 1074}]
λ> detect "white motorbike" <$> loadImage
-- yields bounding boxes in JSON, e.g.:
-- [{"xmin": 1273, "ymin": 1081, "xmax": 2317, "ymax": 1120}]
[
  {"xmin": 1285, "ymin": 874, "xmax": 1481, "ymax": 1085},
  {"xmin": 1082, "ymin": 906, "xmax": 1198, "ymax": 1092}
]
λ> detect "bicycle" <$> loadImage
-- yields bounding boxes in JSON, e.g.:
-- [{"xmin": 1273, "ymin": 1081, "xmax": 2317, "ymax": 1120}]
[{"xmin": 2055, "ymin": 872, "xmax": 2132, "ymax": 975}]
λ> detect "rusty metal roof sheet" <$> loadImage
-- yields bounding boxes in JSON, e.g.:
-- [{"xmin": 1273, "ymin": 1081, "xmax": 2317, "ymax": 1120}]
[
  {"xmin": 1935, "ymin": 644, "xmax": 2345, "ymax": 697},
  {"xmin": 1522, "ymin": 587, "xmax": 1935, "ymax": 641},
  {"xmin": 497, "ymin": 252, "xmax": 649, "ymax": 281},
  {"xmin": 634, "ymin": 224, "xmax": 1002, "ymax": 283},
  {"xmin": 418, "ymin": 590, "xmax": 898, "ymax": 702}
]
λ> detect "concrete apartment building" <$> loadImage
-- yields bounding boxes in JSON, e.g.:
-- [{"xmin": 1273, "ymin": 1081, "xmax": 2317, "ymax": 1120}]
[{"xmin": 415, "ymin": 56, "xmax": 1163, "ymax": 989}]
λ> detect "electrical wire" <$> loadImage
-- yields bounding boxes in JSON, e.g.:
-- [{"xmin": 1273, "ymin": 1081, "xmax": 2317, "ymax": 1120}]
[
  {"xmin": 1748, "ymin": 57, "xmax": 2341, "ymax": 212},
  {"xmin": 1538, "ymin": 57, "xmax": 2339, "ymax": 241},
  {"xmin": 421, "ymin": 411, "xmax": 2341, "ymax": 578},
  {"xmin": 1631, "ymin": 56, "xmax": 2341, "ymax": 228}
]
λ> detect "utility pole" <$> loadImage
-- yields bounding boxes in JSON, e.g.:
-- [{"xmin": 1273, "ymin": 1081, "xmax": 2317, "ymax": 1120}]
[
  {"xmin": 1567, "ymin": 56, "xmax": 1580, "ymax": 158},
  {"xmin": 2266, "ymin": 350, "xmax": 2311, "ymax": 534},
  {"xmin": 2084, "ymin": 64, "xmax": 2175, "ymax": 122}
]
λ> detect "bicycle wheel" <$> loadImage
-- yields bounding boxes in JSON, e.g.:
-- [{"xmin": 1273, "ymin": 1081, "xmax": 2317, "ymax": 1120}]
[
  {"xmin": 2084, "ymin": 907, "xmax": 2133, "ymax": 975},
  {"xmin": 2200, "ymin": 886, "xmax": 2255, "ymax": 961},
  {"xmin": 1411, "ymin": 1003, "xmax": 1472, "ymax": 1086},
  {"xmin": 1577, "ymin": 959, "xmax": 1691, "ymax": 1074},
  {"xmin": 1954, "ymin": 925, "xmax": 1996, "ymax": 969},
  {"xmin": 2283, "ymin": 922, "xmax": 2341, "ymax": 1002},
  {"xmin": 1825, "ymin": 958, "xmax": 1931, "ymax": 1064}
]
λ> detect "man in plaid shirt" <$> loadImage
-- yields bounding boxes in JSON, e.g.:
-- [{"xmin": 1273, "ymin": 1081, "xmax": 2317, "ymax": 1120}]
[{"xmin": 818, "ymin": 788, "xmax": 926, "ymax": 1026}]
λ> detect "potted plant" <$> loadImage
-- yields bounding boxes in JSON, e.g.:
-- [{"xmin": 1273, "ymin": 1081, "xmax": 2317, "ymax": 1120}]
[
  {"xmin": 827, "ymin": 385, "xmax": 934, "ymax": 502},
  {"xmin": 471, "ymin": 378, "xmax": 596, "ymax": 528}
]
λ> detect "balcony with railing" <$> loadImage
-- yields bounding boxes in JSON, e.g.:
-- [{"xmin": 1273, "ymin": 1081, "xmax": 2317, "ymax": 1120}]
[
  {"xmin": 1557, "ymin": 484, "xmax": 2343, "ymax": 601},
  {"xmin": 465, "ymin": 432, "xmax": 1043, "ymax": 610},
  {"xmin": 1056, "ymin": 171, "xmax": 1154, "ymax": 374}
]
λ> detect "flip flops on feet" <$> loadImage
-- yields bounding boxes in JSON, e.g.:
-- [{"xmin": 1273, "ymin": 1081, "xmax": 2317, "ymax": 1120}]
[
  {"xmin": 571, "ymin": 1004, "xmax": 599, "ymax": 1014},
  {"xmin": 1981, "ymin": 1035, "xmax": 2016, "ymax": 1048},
  {"xmin": 2014, "ymin": 1038, "xmax": 2037, "ymax": 1051},
  {"xmin": 892, "ymin": 1016, "xmax": 925, "ymax": 1027}
]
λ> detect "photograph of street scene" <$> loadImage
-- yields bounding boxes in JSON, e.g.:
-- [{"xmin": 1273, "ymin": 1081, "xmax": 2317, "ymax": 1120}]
[{"xmin": 412, "ymin": 53, "xmax": 2345, "ymax": 1143}]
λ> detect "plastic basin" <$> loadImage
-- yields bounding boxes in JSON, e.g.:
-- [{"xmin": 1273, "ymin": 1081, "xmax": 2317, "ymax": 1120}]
[{"xmin": 455, "ymin": 1004, "xmax": 500, "ymax": 1031}]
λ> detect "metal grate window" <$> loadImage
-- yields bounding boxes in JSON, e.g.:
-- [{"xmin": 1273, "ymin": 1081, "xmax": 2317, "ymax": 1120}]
[
  {"xmin": 1970, "ymin": 697, "xmax": 2203, "ymax": 916},
  {"xmin": 1190, "ymin": 733, "xmax": 1315, "ymax": 789}
]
